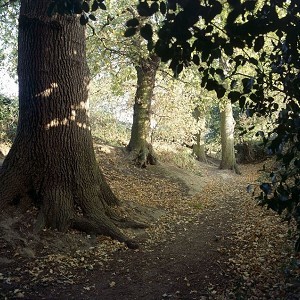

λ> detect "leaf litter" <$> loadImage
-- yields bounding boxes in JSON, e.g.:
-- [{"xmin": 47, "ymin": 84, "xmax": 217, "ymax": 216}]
[{"xmin": 0, "ymin": 146, "xmax": 299, "ymax": 299}]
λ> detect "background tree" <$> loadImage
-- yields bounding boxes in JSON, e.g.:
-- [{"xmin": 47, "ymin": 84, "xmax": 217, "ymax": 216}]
[
  {"xmin": 219, "ymin": 100, "xmax": 240, "ymax": 173},
  {"xmin": 127, "ymin": 53, "xmax": 160, "ymax": 167},
  {"xmin": 192, "ymin": 105, "xmax": 207, "ymax": 162},
  {"xmin": 85, "ymin": 0, "xmax": 162, "ymax": 166},
  {"xmin": 128, "ymin": 0, "xmax": 300, "ymax": 248}
]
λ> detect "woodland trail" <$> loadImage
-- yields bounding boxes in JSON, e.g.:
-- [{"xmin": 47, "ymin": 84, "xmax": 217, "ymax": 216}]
[
  {"xmin": 71, "ymin": 193, "xmax": 238, "ymax": 300},
  {"xmin": 0, "ymin": 146, "xmax": 299, "ymax": 299}
]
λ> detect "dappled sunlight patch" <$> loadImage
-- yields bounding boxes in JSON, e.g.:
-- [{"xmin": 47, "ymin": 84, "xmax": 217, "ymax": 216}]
[
  {"xmin": 71, "ymin": 101, "xmax": 90, "ymax": 116},
  {"xmin": 155, "ymin": 142, "xmax": 199, "ymax": 171},
  {"xmin": 36, "ymin": 82, "xmax": 58, "ymax": 98},
  {"xmin": 45, "ymin": 118, "xmax": 90, "ymax": 131}
]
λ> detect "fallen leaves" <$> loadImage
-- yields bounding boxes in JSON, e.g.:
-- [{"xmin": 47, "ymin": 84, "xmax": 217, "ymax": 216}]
[{"xmin": 0, "ymin": 148, "xmax": 299, "ymax": 299}]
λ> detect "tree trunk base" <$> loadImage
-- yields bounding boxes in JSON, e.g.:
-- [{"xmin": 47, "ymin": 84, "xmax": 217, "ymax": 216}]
[
  {"xmin": 219, "ymin": 162, "xmax": 241, "ymax": 175},
  {"xmin": 0, "ymin": 152, "xmax": 146, "ymax": 249},
  {"xmin": 127, "ymin": 143, "xmax": 157, "ymax": 168}
]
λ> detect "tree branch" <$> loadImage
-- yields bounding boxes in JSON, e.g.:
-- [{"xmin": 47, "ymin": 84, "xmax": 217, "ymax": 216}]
[{"xmin": 0, "ymin": 0, "xmax": 17, "ymax": 9}]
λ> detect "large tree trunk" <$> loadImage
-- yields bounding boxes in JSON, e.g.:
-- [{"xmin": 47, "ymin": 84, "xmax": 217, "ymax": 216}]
[
  {"xmin": 192, "ymin": 106, "xmax": 207, "ymax": 162},
  {"xmin": 0, "ymin": 0, "xmax": 140, "ymax": 249},
  {"xmin": 127, "ymin": 55, "xmax": 160, "ymax": 167},
  {"xmin": 219, "ymin": 100, "xmax": 240, "ymax": 174}
]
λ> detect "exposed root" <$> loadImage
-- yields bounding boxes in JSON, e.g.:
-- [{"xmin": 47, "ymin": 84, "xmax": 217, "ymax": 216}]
[
  {"xmin": 0, "ymin": 159, "xmax": 142, "ymax": 250},
  {"xmin": 72, "ymin": 216, "xmax": 139, "ymax": 249},
  {"xmin": 128, "ymin": 143, "xmax": 157, "ymax": 168},
  {"xmin": 106, "ymin": 206, "xmax": 149, "ymax": 229}
]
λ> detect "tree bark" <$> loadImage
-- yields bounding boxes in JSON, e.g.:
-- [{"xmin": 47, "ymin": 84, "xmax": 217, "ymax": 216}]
[
  {"xmin": 219, "ymin": 100, "xmax": 240, "ymax": 174},
  {"xmin": 0, "ymin": 0, "xmax": 141, "ymax": 249},
  {"xmin": 192, "ymin": 106, "xmax": 207, "ymax": 162},
  {"xmin": 127, "ymin": 54, "xmax": 160, "ymax": 167}
]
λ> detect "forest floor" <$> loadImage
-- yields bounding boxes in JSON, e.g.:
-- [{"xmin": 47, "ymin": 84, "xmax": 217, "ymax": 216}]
[{"xmin": 0, "ymin": 144, "xmax": 300, "ymax": 299}]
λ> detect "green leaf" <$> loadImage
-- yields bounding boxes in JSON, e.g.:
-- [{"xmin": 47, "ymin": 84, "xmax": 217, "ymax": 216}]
[
  {"xmin": 160, "ymin": 2, "xmax": 167, "ymax": 14},
  {"xmin": 228, "ymin": 91, "xmax": 241, "ymax": 103},
  {"xmin": 126, "ymin": 18, "xmax": 139, "ymax": 28},
  {"xmin": 82, "ymin": 1, "xmax": 90, "ymax": 13},
  {"xmin": 216, "ymin": 85, "xmax": 226, "ymax": 99},
  {"xmin": 239, "ymin": 96, "xmax": 246, "ymax": 108},
  {"xmin": 206, "ymin": 79, "xmax": 217, "ymax": 91},
  {"xmin": 151, "ymin": 2, "xmax": 159, "ymax": 13},
  {"xmin": 91, "ymin": 1, "xmax": 99, "ymax": 12},
  {"xmin": 124, "ymin": 27, "xmax": 137, "ymax": 37},
  {"xmin": 155, "ymin": 40, "xmax": 170, "ymax": 61},
  {"xmin": 147, "ymin": 40, "xmax": 154, "ymax": 52},
  {"xmin": 140, "ymin": 24, "xmax": 153, "ymax": 41},
  {"xmin": 174, "ymin": 63, "xmax": 183, "ymax": 78},
  {"xmin": 89, "ymin": 14, "xmax": 96, "ymax": 21},
  {"xmin": 192, "ymin": 54, "xmax": 200, "ymax": 65},
  {"xmin": 224, "ymin": 43, "xmax": 233, "ymax": 56},
  {"xmin": 99, "ymin": 2, "xmax": 106, "ymax": 10},
  {"xmin": 242, "ymin": 77, "xmax": 254, "ymax": 92},
  {"xmin": 80, "ymin": 14, "xmax": 89, "ymax": 25},
  {"xmin": 137, "ymin": 2, "xmax": 153, "ymax": 17},
  {"xmin": 254, "ymin": 36, "xmax": 264, "ymax": 52}
]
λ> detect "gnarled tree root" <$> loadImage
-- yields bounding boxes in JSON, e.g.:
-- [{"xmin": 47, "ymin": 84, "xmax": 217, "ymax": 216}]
[
  {"xmin": 127, "ymin": 142, "xmax": 157, "ymax": 168},
  {"xmin": 72, "ymin": 216, "xmax": 139, "ymax": 249}
]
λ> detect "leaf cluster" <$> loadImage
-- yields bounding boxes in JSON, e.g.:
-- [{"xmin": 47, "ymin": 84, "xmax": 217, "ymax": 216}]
[{"xmin": 47, "ymin": 0, "xmax": 106, "ymax": 24}]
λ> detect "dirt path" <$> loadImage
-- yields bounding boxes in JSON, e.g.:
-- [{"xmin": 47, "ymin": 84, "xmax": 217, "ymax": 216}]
[
  {"xmin": 0, "ymin": 147, "xmax": 297, "ymax": 299},
  {"xmin": 43, "ymin": 195, "xmax": 237, "ymax": 300}
]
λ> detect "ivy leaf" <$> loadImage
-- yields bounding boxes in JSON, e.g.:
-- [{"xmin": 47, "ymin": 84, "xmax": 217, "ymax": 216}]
[
  {"xmin": 239, "ymin": 96, "xmax": 246, "ymax": 109},
  {"xmin": 99, "ymin": 2, "xmax": 106, "ymax": 10},
  {"xmin": 124, "ymin": 27, "xmax": 137, "ymax": 37},
  {"xmin": 160, "ymin": 2, "xmax": 167, "ymax": 15},
  {"xmin": 228, "ymin": 91, "xmax": 241, "ymax": 103},
  {"xmin": 216, "ymin": 85, "xmax": 226, "ymax": 99},
  {"xmin": 151, "ymin": 1, "xmax": 159, "ymax": 13},
  {"xmin": 192, "ymin": 54, "xmax": 200, "ymax": 65},
  {"xmin": 137, "ymin": 1, "xmax": 153, "ymax": 17},
  {"xmin": 82, "ymin": 1, "xmax": 90, "ymax": 13},
  {"xmin": 254, "ymin": 36, "xmax": 265, "ymax": 52},
  {"xmin": 224, "ymin": 43, "xmax": 233, "ymax": 56},
  {"xmin": 175, "ymin": 63, "xmax": 183, "ymax": 78},
  {"xmin": 140, "ymin": 24, "xmax": 153, "ymax": 41},
  {"xmin": 80, "ymin": 14, "xmax": 89, "ymax": 25},
  {"xmin": 126, "ymin": 18, "xmax": 139, "ymax": 28},
  {"xmin": 91, "ymin": 1, "xmax": 98, "ymax": 12},
  {"xmin": 89, "ymin": 14, "xmax": 96, "ymax": 21}
]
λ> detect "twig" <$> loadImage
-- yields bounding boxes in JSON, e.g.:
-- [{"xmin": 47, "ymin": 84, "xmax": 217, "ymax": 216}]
[{"xmin": 0, "ymin": 0, "xmax": 17, "ymax": 9}]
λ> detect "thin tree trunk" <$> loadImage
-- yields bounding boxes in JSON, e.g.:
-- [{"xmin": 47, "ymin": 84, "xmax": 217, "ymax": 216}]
[
  {"xmin": 219, "ymin": 100, "xmax": 240, "ymax": 174},
  {"xmin": 192, "ymin": 106, "xmax": 207, "ymax": 162},
  {"xmin": 127, "ymin": 54, "xmax": 160, "ymax": 167},
  {"xmin": 0, "ymin": 0, "xmax": 142, "ymax": 249}
]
